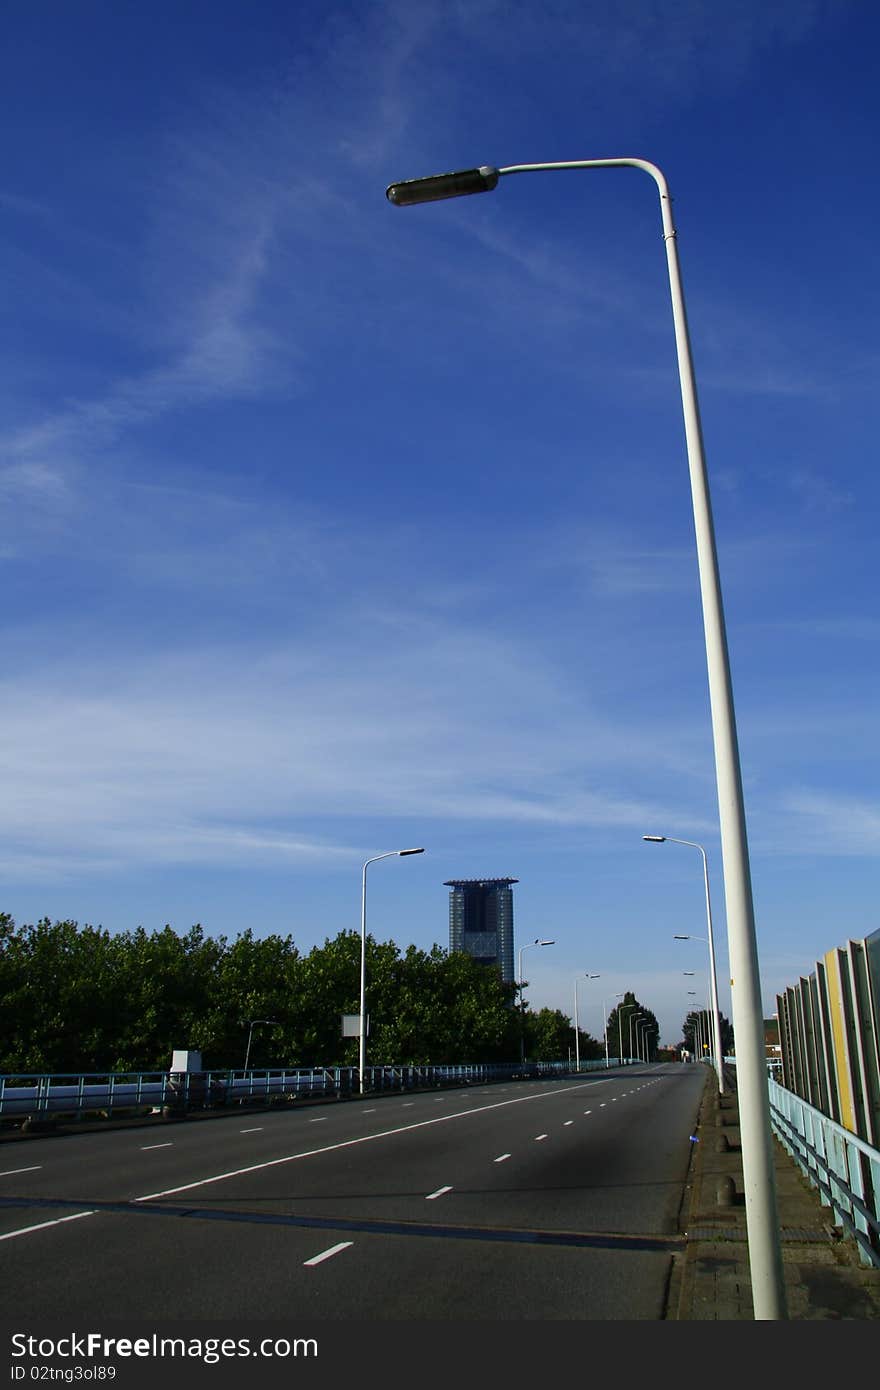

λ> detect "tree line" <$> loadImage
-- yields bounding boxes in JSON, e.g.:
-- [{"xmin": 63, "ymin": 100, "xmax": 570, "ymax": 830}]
[{"xmin": 0, "ymin": 914, "xmax": 614, "ymax": 1075}]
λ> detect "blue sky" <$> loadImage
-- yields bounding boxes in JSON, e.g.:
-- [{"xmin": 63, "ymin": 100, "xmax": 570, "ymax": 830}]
[{"xmin": 2, "ymin": 1, "xmax": 877, "ymax": 1049}]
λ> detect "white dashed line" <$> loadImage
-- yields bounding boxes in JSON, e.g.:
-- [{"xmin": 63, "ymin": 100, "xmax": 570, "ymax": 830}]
[
  {"xmin": 362, "ymin": 1109, "xmax": 376, "ymax": 1114},
  {"xmin": 493, "ymin": 1154, "xmax": 511, "ymax": 1163},
  {"xmin": 563, "ymin": 1120, "xmax": 574, "ymax": 1126},
  {"xmin": 309, "ymin": 1117, "xmax": 328, "ymax": 1123},
  {"xmin": 304, "ymin": 1242, "xmax": 353, "ymax": 1267},
  {"xmin": 134, "ymin": 1080, "xmax": 602, "ymax": 1203},
  {"xmin": 535, "ymin": 1134, "xmax": 548, "ymax": 1142},
  {"xmin": 141, "ymin": 1143, "xmax": 173, "ymax": 1150},
  {"xmin": 426, "ymin": 1185, "xmax": 453, "ymax": 1200},
  {"xmin": 0, "ymin": 1210, "xmax": 96, "ymax": 1243},
  {"xmin": 239, "ymin": 1128, "xmax": 263, "ymax": 1134},
  {"xmin": 583, "ymin": 1110, "xmax": 592, "ymax": 1115},
  {"xmin": 0, "ymin": 1166, "xmax": 42, "ymax": 1177}
]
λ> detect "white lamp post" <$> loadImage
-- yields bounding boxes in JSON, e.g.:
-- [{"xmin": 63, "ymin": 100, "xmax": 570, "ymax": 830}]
[
  {"xmin": 573, "ymin": 973, "xmax": 600, "ymax": 1072},
  {"xmin": 644, "ymin": 835, "xmax": 725, "ymax": 1096},
  {"xmin": 629, "ymin": 1012, "xmax": 644, "ymax": 1063},
  {"xmin": 604, "ymin": 993, "xmax": 623, "ymax": 1069},
  {"xmin": 359, "ymin": 848, "xmax": 425, "ymax": 1095},
  {"xmin": 386, "ymin": 155, "xmax": 785, "ymax": 1317},
  {"xmin": 518, "ymin": 939, "xmax": 555, "ymax": 1063},
  {"xmin": 617, "ymin": 1000, "xmax": 635, "ymax": 1068},
  {"xmin": 243, "ymin": 1018, "xmax": 279, "ymax": 1073}
]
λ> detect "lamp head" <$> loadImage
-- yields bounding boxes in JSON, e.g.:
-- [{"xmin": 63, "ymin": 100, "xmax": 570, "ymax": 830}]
[
  {"xmin": 386, "ymin": 166, "xmax": 499, "ymax": 205},
  {"xmin": 398, "ymin": 847, "xmax": 425, "ymax": 856},
  {"xmin": 642, "ymin": 835, "xmax": 666, "ymax": 843}
]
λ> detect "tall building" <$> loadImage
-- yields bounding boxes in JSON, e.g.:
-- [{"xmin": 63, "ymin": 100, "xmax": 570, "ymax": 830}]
[{"xmin": 445, "ymin": 878, "xmax": 518, "ymax": 983}]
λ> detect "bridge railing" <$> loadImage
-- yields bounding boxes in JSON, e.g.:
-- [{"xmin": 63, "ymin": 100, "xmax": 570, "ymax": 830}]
[
  {"xmin": 769, "ymin": 1075, "xmax": 880, "ymax": 1269},
  {"xmin": 0, "ymin": 1056, "xmax": 617, "ymax": 1125}
]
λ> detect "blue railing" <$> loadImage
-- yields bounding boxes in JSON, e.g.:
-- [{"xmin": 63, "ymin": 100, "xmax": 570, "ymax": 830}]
[
  {"xmin": 0, "ymin": 1056, "xmax": 619, "ymax": 1124},
  {"xmin": 768, "ymin": 1075, "xmax": 880, "ymax": 1269}
]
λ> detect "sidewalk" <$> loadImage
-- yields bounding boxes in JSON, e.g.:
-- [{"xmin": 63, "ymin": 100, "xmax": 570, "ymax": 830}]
[{"xmin": 667, "ymin": 1067, "xmax": 880, "ymax": 1319}]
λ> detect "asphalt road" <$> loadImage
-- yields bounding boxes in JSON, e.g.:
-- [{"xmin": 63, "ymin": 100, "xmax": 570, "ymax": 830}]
[{"xmin": 1, "ymin": 1064, "xmax": 705, "ymax": 1321}]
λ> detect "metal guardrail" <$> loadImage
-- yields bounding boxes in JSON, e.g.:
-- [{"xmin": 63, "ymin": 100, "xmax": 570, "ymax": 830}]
[
  {"xmin": 0, "ymin": 1057, "xmax": 618, "ymax": 1125},
  {"xmin": 768, "ymin": 1075, "xmax": 880, "ymax": 1269}
]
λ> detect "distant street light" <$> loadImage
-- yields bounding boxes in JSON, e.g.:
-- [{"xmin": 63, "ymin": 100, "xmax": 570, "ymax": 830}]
[
  {"xmin": 518, "ymin": 939, "xmax": 555, "ymax": 1064},
  {"xmin": 360, "ymin": 848, "xmax": 425, "ymax": 1095},
  {"xmin": 629, "ymin": 1012, "xmax": 644, "ymax": 1063},
  {"xmin": 387, "ymin": 153, "xmax": 785, "ymax": 1317},
  {"xmin": 644, "ymin": 835, "xmax": 724, "ymax": 1096},
  {"xmin": 604, "ymin": 993, "xmax": 623, "ymax": 1069},
  {"xmin": 573, "ymin": 973, "xmax": 600, "ymax": 1072},
  {"xmin": 617, "ymin": 1001, "xmax": 636, "ymax": 1068},
  {"xmin": 243, "ymin": 1019, "xmax": 279, "ymax": 1073}
]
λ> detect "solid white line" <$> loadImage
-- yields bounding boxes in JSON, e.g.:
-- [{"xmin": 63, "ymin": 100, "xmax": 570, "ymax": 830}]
[
  {"xmin": 0, "ymin": 1210, "xmax": 96, "ymax": 1242},
  {"xmin": 426, "ymin": 1185, "xmax": 453, "ymax": 1200},
  {"xmin": 0, "ymin": 1166, "xmax": 42, "ymax": 1177},
  {"xmin": 134, "ymin": 1080, "xmax": 605, "ymax": 1203},
  {"xmin": 493, "ymin": 1154, "xmax": 511, "ymax": 1163},
  {"xmin": 141, "ymin": 1143, "xmax": 173, "ymax": 1150},
  {"xmin": 304, "ymin": 1241, "xmax": 353, "ymax": 1267}
]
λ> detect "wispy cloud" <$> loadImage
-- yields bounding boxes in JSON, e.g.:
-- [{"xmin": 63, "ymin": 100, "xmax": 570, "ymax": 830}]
[{"xmin": 777, "ymin": 790, "xmax": 880, "ymax": 853}]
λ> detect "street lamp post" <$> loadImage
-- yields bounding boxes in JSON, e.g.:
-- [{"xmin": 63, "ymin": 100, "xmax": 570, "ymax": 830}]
[
  {"xmin": 603, "ymin": 993, "xmax": 623, "ymax": 1069},
  {"xmin": 243, "ymin": 1018, "xmax": 279, "ymax": 1073},
  {"xmin": 518, "ymin": 939, "xmax": 555, "ymax": 1064},
  {"xmin": 360, "ymin": 848, "xmax": 425, "ymax": 1095},
  {"xmin": 644, "ymin": 835, "xmax": 725, "ymax": 1095},
  {"xmin": 629, "ymin": 1012, "xmax": 644, "ymax": 1063},
  {"xmin": 386, "ymin": 155, "xmax": 785, "ymax": 1317},
  {"xmin": 637, "ymin": 1018, "xmax": 650, "ymax": 1063},
  {"xmin": 618, "ymin": 1001, "xmax": 634, "ymax": 1068},
  {"xmin": 574, "ymin": 973, "xmax": 600, "ymax": 1072}
]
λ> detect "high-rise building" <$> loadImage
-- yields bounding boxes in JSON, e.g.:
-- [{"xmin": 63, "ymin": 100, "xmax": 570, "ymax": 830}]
[{"xmin": 445, "ymin": 878, "xmax": 518, "ymax": 983}]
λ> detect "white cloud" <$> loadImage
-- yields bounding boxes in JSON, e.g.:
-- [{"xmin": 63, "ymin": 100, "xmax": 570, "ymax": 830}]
[{"xmin": 778, "ymin": 790, "xmax": 880, "ymax": 854}]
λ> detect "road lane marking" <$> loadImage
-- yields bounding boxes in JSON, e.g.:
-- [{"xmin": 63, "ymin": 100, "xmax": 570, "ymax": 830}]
[
  {"xmin": 534, "ymin": 1134, "xmax": 548, "ymax": 1142},
  {"xmin": 0, "ymin": 1166, "xmax": 42, "ymax": 1177},
  {"xmin": 309, "ymin": 1117, "xmax": 327, "ymax": 1123},
  {"xmin": 493, "ymin": 1154, "xmax": 511, "ymax": 1163},
  {"xmin": 426, "ymin": 1186, "xmax": 453, "ymax": 1200},
  {"xmin": 583, "ymin": 1110, "xmax": 592, "ymax": 1115},
  {"xmin": 141, "ymin": 1143, "xmax": 174, "ymax": 1150},
  {"xmin": 563, "ymin": 1121, "xmax": 574, "ymax": 1126},
  {"xmin": 304, "ymin": 1241, "xmax": 353, "ymax": 1266},
  {"xmin": 134, "ymin": 1079, "xmax": 617, "ymax": 1202},
  {"xmin": 362, "ymin": 1109, "xmax": 377, "ymax": 1114},
  {"xmin": 239, "ymin": 1128, "xmax": 263, "ymax": 1134},
  {"xmin": 0, "ymin": 1210, "xmax": 96, "ymax": 1242},
  {"xmin": 402, "ymin": 1102, "xmax": 414, "ymax": 1107}
]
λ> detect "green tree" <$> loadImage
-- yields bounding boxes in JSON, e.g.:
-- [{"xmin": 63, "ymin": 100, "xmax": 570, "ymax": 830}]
[
  {"xmin": 605, "ymin": 993, "xmax": 660, "ymax": 1061},
  {"xmin": 526, "ymin": 1007, "xmax": 572, "ymax": 1062}
]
